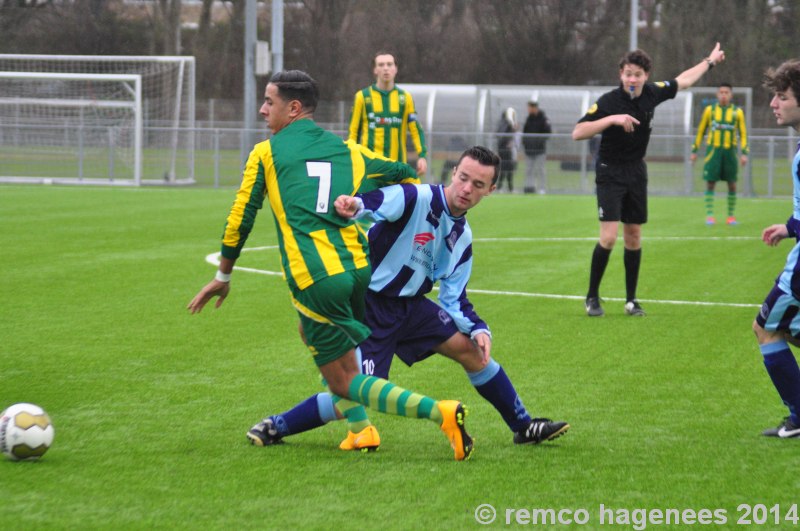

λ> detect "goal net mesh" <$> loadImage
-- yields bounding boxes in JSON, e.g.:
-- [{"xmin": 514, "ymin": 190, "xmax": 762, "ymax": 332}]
[{"xmin": 0, "ymin": 55, "xmax": 195, "ymax": 185}]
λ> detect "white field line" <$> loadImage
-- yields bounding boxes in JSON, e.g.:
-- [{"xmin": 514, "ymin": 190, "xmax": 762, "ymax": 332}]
[
  {"xmin": 474, "ymin": 236, "xmax": 758, "ymax": 242},
  {"xmin": 204, "ymin": 239, "xmax": 761, "ymax": 309},
  {"xmin": 204, "ymin": 246, "xmax": 283, "ymax": 276}
]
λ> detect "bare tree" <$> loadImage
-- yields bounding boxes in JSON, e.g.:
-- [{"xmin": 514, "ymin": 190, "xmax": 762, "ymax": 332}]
[
  {"xmin": 0, "ymin": 0, "xmax": 797, "ymax": 121},
  {"xmin": 197, "ymin": 0, "xmax": 214, "ymax": 40},
  {"xmin": 157, "ymin": 0, "xmax": 182, "ymax": 55},
  {"xmin": 645, "ymin": 0, "xmax": 796, "ymax": 126}
]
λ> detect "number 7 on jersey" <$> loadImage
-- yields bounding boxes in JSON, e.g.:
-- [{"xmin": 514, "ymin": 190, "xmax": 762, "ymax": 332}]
[{"xmin": 306, "ymin": 161, "xmax": 332, "ymax": 213}]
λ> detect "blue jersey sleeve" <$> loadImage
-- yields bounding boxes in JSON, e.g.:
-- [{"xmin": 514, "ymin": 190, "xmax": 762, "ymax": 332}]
[
  {"xmin": 437, "ymin": 245, "xmax": 489, "ymax": 336},
  {"xmin": 359, "ymin": 183, "xmax": 417, "ymax": 223},
  {"xmin": 789, "ymin": 148, "xmax": 800, "ymax": 241},
  {"xmin": 787, "ymin": 215, "xmax": 800, "ymax": 240}
]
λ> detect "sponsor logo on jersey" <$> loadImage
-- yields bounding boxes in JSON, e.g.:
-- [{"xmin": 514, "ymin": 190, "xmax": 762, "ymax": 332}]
[
  {"xmin": 413, "ymin": 232, "xmax": 435, "ymax": 246},
  {"xmin": 411, "ymin": 242, "xmax": 434, "ymax": 273},
  {"xmin": 586, "ymin": 103, "xmax": 598, "ymax": 115},
  {"xmin": 373, "ymin": 116, "xmax": 403, "ymax": 126}
]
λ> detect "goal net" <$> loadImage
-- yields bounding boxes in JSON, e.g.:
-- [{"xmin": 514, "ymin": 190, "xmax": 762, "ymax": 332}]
[{"xmin": 0, "ymin": 55, "xmax": 195, "ymax": 186}]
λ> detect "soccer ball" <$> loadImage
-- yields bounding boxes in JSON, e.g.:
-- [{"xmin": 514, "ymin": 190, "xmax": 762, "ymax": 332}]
[{"xmin": 0, "ymin": 403, "xmax": 54, "ymax": 461}]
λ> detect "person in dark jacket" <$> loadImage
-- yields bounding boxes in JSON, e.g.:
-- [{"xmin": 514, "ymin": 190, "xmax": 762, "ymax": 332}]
[
  {"xmin": 496, "ymin": 107, "xmax": 518, "ymax": 192},
  {"xmin": 522, "ymin": 98, "xmax": 552, "ymax": 194}
]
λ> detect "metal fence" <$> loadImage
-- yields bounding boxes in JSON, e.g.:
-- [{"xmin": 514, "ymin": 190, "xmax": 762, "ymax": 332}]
[
  {"xmin": 0, "ymin": 122, "xmax": 796, "ymax": 195},
  {"xmin": 193, "ymin": 126, "xmax": 798, "ymax": 197}
]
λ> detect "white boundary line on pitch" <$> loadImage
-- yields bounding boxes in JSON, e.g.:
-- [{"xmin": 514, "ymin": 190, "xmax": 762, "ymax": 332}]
[
  {"xmin": 204, "ymin": 242, "xmax": 760, "ymax": 309},
  {"xmin": 475, "ymin": 236, "xmax": 758, "ymax": 242},
  {"xmin": 465, "ymin": 289, "xmax": 759, "ymax": 308},
  {"xmin": 205, "ymin": 246, "xmax": 284, "ymax": 277}
]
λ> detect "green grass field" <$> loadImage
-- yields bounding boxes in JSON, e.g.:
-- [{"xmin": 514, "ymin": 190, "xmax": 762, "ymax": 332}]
[{"xmin": 2, "ymin": 184, "xmax": 800, "ymax": 529}]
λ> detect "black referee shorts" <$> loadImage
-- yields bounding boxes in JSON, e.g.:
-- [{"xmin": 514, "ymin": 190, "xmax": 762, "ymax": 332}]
[{"xmin": 595, "ymin": 159, "xmax": 648, "ymax": 224}]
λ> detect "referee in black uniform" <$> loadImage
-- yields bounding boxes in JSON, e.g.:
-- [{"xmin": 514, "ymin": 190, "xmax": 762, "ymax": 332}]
[{"xmin": 573, "ymin": 42, "xmax": 726, "ymax": 317}]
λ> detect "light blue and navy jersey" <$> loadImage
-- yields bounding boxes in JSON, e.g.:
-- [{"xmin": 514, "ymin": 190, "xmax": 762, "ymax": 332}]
[
  {"xmin": 355, "ymin": 183, "xmax": 488, "ymax": 336},
  {"xmin": 778, "ymin": 142, "xmax": 800, "ymax": 298}
]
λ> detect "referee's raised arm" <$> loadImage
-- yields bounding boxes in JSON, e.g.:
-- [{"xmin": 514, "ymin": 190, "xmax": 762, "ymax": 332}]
[{"xmin": 676, "ymin": 42, "xmax": 726, "ymax": 90}]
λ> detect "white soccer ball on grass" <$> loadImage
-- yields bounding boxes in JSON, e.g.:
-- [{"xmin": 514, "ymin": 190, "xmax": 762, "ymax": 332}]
[{"xmin": 0, "ymin": 403, "xmax": 55, "ymax": 461}]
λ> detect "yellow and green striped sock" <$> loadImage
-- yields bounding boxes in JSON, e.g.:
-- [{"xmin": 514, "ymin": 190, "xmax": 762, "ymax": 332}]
[
  {"xmin": 727, "ymin": 191, "xmax": 736, "ymax": 217},
  {"xmin": 348, "ymin": 374, "xmax": 442, "ymax": 424},
  {"xmin": 330, "ymin": 395, "xmax": 371, "ymax": 434},
  {"xmin": 704, "ymin": 189, "xmax": 714, "ymax": 216}
]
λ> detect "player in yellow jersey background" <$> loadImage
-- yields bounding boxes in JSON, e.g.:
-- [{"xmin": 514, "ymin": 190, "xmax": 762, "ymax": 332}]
[
  {"xmin": 348, "ymin": 51, "xmax": 428, "ymax": 177},
  {"xmin": 691, "ymin": 82, "xmax": 749, "ymax": 225}
]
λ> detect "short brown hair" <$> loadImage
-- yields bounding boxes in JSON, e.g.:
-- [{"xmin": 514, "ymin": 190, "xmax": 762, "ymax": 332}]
[
  {"xmin": 372, "ymin": 51, "xmax": 397, "ymax": 69},
  {"xmin": 619, "ymin": 49, "xmax": 652, "ymax": 73},
  {"xmin": 457, "ymin": 146, "xmax": 501, "ymax": 184}
]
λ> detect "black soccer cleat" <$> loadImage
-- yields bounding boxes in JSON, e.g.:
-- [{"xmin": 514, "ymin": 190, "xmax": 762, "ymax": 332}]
[
  {"xmin": 762, "ymin": 416, "xmax": 800, "ymax": 438},
  {"xmin": 624, "ymin": 300, "xmax": 646, "ymax": 316},
  {"xmin": 585, "ymin": 297, "xmax": 604, "ymax": 317},
  {"xmin": 246, "ymin": 417, "xmax": 284, "ymax": 446},
  {"xmin": 514, "ymin": 418, "xmax": 570, "ymax": 445}
]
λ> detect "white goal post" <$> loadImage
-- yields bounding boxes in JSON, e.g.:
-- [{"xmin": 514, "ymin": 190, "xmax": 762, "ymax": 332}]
[
  {"xmin": 0, "ymin": 54, "xmax": 195, "ymax": 186},
  {"xmin": 0, "ymin": 71, "xmax": 143, "ymax": 184}
]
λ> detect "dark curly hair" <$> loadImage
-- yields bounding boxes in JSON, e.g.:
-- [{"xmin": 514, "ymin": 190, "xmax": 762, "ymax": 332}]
[{"xmin": 763, "ymin": 60, "xmax": 800, "ymax": 105}]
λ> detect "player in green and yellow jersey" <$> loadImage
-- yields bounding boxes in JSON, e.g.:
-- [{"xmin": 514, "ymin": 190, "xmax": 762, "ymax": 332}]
[
  {"xmin": 188, "ymin": 70, "xmax": 473, "ymax": 461},
  {"xmin": 348, "ymin": 51, "xmax": 428, "ymax": 177},
  {"xmin": 691, "ymin": 82, "xmax": 749, "ymax": 225}
]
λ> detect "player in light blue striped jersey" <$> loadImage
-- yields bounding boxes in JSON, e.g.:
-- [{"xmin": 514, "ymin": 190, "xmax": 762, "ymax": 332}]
[
  {"xmin": 248, "ymin": 146, "xmax": 570, "ymax": 451},
  {"xmin": 754, "ymin": 59, "xmax": 800, "ymax": 439}
]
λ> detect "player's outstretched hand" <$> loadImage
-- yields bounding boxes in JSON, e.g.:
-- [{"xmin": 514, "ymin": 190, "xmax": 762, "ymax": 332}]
[
  {"xmin": 187, "ymin": 280, "xmax": 230, "ymax": 314},
  {"xmin": 762, "ymin": 224, "xmax": 789, "ymax": 247},
  {"xmin": 334, "ymin": 195, "xmax": 360, "ymax": 218},
  {"xmin": 708, "ymin": 42, "xmax": 725, "ymax": 66}
]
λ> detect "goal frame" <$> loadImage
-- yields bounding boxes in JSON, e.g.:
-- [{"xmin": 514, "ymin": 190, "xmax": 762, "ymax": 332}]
[
  {"xmin": 0, "ymin": 71, "xmax": 143, "ymax": 185},
  {"xmin": 0, "ymin": 54, "xmax": 195, "ymax": 186}
]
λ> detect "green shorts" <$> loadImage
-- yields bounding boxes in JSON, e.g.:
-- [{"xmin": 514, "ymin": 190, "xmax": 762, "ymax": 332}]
[
  {"xmin": 290, "ymin": 267, "xmax": 371, "ymax": 367},
  {"xmin": 702, "ymin": 147, "xmax": 738, "ymax": 182}
]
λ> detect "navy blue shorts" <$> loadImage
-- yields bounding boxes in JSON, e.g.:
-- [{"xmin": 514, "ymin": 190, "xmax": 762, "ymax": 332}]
[
  {"xmin": 358, "ymin": 291, "xmax": 460, "ymax": 378},
  {"xmin": 756, "ymin": 283, "xmax": 800, "ymax": 339}
]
